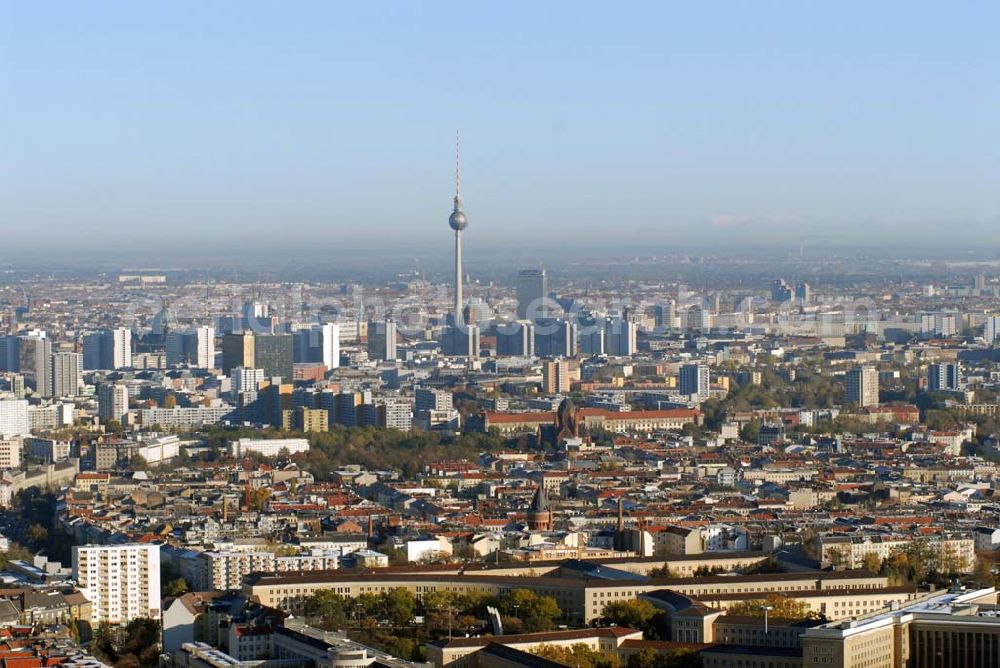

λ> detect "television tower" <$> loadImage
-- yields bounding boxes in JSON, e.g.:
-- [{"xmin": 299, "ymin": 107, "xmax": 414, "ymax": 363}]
[{"xmin": 448, "ymin": 131, "xmax": 468, "ymax": 325}]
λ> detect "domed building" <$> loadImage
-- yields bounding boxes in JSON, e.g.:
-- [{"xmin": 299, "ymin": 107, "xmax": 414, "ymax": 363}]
[{"xmin": 149, "ymin": 300, "xmax": 177, "ymax": 339}]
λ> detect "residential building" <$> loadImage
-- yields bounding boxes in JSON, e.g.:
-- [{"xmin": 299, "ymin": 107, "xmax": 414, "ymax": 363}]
[
  {"xmin": 679, "ymin": 363, "xmax": 710, "ymax": 400},
  {"xmin": 98, "ymin": 383, "xmax": 130, "ymax": 425},
  {"xmin": 0, "ymin": 399, "xmax": 29, "ymax": 436},
  {"xmin": 846, "ymin": 365, "xmax": 879, "ymax": 407},
  {"xmin": 50, "ymin": 352, "xmax": 83, "ymax": 398},
  {"xmin": 543, "ymin": 359, "xmax": 572, "ymax": 395},
  {"xmin": 928, "ymin": 362, "xmax": 962, "ymax": 392},
  {"xmin": 72, "ymin": 543, "xmax": 161, "ymax": 624}
]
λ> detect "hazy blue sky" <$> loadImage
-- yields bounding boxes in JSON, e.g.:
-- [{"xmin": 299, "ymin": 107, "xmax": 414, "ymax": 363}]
[{"xmin": 2, "ymin": 2, "xmax": 998, "ymax": 256}]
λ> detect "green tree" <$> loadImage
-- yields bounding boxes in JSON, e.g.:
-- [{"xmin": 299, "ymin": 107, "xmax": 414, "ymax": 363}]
[
  {"xmin": 304, "ymin": 590, "xmax": 351, "ymax": 630},
  {"xmin": 600, "ymin": 599, "xmax": 669, "ymax": 640},
  {"xmin": 164, "ymin": 577, "xmax": 189, "ymax": 598},
  {"xmin": 384, "ymin": 588, "xmax": 417, "ymax": 627},
  {"xmin": 495, "ymin": 589, "xmax": 562, "ymax": 632},
  {"xmin": 25, "ymin": 523, "xmax": 48, "ymax": 546}
]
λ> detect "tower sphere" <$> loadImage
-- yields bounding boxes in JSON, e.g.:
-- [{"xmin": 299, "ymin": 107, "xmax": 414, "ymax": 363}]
[{"xmin": 449, "ymin": 209, "xmax": 468, "ymax": 231}]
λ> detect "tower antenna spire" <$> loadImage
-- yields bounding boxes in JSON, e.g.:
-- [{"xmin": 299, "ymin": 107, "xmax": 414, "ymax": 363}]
[{"xmin": 455, "ymin": 129, "xmax": 461, "ymax": 199}]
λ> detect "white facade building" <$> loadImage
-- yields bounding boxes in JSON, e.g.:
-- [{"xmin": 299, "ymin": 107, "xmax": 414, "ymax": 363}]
[
  {"xmin": 73, "ymin": 543, "xmax": 161, "ymax": 624},
  {"xmin": 229, "ymin": 438, "xmax": 310, "ymax": 458},
  {"xmin": 98, "ymin": 383, "xmax": 130, "ymax": 425},
  {"xmin": 0, "ymin": 436, "xmax": 22, "ymax": 469},
  {"xmin": 0, "ymin": 399, "xmax": 29, "ymax": 436}
]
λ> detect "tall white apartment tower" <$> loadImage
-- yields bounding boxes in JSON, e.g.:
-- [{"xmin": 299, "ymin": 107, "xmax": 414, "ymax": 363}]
[
  {"xmin": 986, "ymin": 315, "xmax": 1000, "ymax": 344},
  {"xmin": 98, "ymin": 383, "xmax": 130, "ymax": 425},
  {"xmin": 679, "ymin": 363, "xmax": 711, "ymax": 400},
  {"xmin": 73, "ymin": 543, "xmax": 161, "ymax": 624},
  {"xmin": 846, "ymin": 365, "xmax": 879, "ymax": 407},
  {"xmin": 0, "ymin": 399, "xmax": 29, "ymax": 437},
  {"xmin": 50, "ymin": 352, "xmax": 83, "ymax": 398}
]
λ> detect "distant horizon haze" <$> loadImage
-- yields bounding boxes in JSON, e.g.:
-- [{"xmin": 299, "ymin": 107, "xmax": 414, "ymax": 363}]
[{"xmin": 1, "ymin": 2, "xmax": 997, "ymax": 254}]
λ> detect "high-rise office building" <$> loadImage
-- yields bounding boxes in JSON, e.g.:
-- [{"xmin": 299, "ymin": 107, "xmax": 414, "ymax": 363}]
[
  {"xmin": 605, "ymin": 317, "xmax": 637, "ymax": 357},
  {"xmin": 577, "ymin": 316, "xmax": 605, "ymax": 355},
  {"xmin": 928, "ymin": 363, "xmax": 962, "ymax": 392},
  {"xmin": 771, "ymin": 279, "xmax": 793, "ymax": 302},
  {"xmin": 83, "ymin": 328, "xmax": 132, "ymax": 370},
  {"xmin": 534, "ymin": 319, "xmax": 578, "ymax": 358},
  {"xmin": 18, "ymin": 335, "xmax": 52, "ymax": 397},
  {"xmin": 685, "ymin": 306, "xmax": 713, "ymax": 332},
  {"xmin": 51, "ymin": 352, "xmax": 83, "ymax": 398},
  {"xmin": 679, "ymin": 363, "xmax": 710, "ymax": 400},
  {"xmin": 0, "ymin": 335, "xmax": 20, "ymax": 372},
  {"xmin": 73, "ymin": 543, "xmax": 161, "ymax": 624},
  {"xmin": 222, "ymin": 332, "xmax": 256, "ymax": 374},
  {"xmin": 166, "ymin": 327, "xmax": 215, "ymax": 369},
  {"xmin": 254, "ymin": 335, "xmax": 294, "ymax": 380},
  {"xmin": 442, "ymin": 324, "xmax": 480, "ymax": 357},
  {"xmin": 654, "ymin": 301, "xmax": 676, "ymax": 330},
  {"xmin": 496, "ymin": 321, "xmax": 535, "ymax": 357},
  {"xmin": 517, "ymin": 269, "xmax": 548, "ymax": 321},
  {"xmin": 293, "ymin": 323, "xmax": 340, "ymax": 370},
  {"xmin": 367, "ymin": 320, "xmax": 398, "ymax": 361},
  {"xmin": 846, "ymin": 365, "xmax": 879, "ymax": 407},
  {"xmin": 795, "ymin": 282, "xmax": 812, "ymax": 304},
  {"xmin": 98, "ymin": 383, "xmax": 130, "ymax": 425}
]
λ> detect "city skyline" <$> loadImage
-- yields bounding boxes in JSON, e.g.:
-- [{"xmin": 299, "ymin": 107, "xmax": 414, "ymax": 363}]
[{"xmin": 2, "ymin": 2, "xmax": 999, "ymax": 256}]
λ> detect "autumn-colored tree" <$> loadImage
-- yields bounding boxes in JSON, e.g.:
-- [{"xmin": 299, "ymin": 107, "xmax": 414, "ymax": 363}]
[
  {"xmin": 248, "ymin": 486, "xmax": 271, "ymax": 511},
  {"xmin": 726, "ymin": 593, "xmax": 819, "ymax": 621},
  {"xmin": 534, "ymin": 643, "xmax": 617, "ymax": 668},
  {"xmin": 627, "ymin": 647, "xmax": 703, "ymax": 668},
  {"xmin": 862, "ymin": 552, "xmax": 882, "ymax": 574}
]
